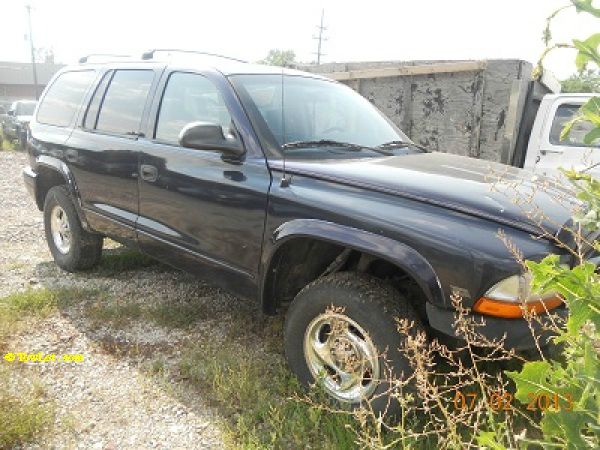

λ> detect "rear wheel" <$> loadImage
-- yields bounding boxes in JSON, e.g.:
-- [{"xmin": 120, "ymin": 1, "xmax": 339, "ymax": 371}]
[
  {"xmin": 284, "ymin": 272, "xmax": 424, "ymax": 416},
  {"xmin": 44, "ymin": 186, "xmax": 103, "ymax": 271}
]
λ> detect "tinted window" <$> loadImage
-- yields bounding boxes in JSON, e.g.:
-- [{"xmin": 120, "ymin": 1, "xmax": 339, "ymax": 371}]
[
  {"xmin": 96, "ymin": 70, "xmax": 153, "ymax": 135},
  {"xmin": 155, "ymin": 72, "xmax": 231, "ymax": 144},
  {"xmin": 549, "ymin": 104, "xmax": 599, "ymax": 148},
  {"xmin": 37, "ymin": 71, "xmax": 95, "ymax": 127},
  {"xmin": 232, "ymin": 75, "xmax": 405, "ymax": 150},
  {"xmin": 16, "ymin": 101, "xmax": 36, "ymax": 116},
  {"xmin": 83, "ymin": 71, "xmax": 112, "ymax": 129}
]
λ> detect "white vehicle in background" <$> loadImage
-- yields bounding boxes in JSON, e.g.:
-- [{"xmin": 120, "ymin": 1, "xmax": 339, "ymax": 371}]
[{"xmin": 524, "ymin": 93, "xmax": 600, "ymax": 179}]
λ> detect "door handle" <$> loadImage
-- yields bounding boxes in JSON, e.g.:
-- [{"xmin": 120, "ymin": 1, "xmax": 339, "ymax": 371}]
[
  {"xmin": 140, "ymin": 164, "xmax": 158, "ymax": 182},
  {"xmin": 540, "ymin": 149, "xmax": 563, "ymax": 155}
]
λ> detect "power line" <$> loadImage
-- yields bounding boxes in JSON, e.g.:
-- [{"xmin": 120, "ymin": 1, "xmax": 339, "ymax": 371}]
[{"xmin": 312, "ymin": 9, "xmax": 327, "ymax": 65}]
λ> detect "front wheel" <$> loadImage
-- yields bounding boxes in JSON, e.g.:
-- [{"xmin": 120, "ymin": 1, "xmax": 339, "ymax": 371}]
[
  {"xmin": 284, "ymin": 272, "xmax": 424, "ymax": 416},
  {"xmin": 44, "ymin": 186, "xmax": 103, "ymax": 272}
]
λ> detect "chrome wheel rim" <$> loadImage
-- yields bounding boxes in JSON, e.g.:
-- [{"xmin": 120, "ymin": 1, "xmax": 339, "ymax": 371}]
[
  {"xmin": 50, "ymin": 205, "xmax": 71, "ymax": 254},
  {"xmin": 304, "ymin": 312, "xmax": 380, "ymax": 403}
]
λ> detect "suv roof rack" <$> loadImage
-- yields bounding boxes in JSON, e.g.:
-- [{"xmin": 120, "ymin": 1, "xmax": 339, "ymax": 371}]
[
  {"xmin": 141, "ymin": 49, "xmax": 247, "ymax": 64},
  {"xmin": 79, "ymin": 54, "xmax": 133, "ymax": 64}
]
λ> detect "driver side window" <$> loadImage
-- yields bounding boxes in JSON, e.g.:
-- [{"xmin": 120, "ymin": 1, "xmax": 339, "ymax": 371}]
[
  {"xmin": 155, "ymin": 72, "xmax": 231, "ymax": 145},
  {"xmin": 549, "ymin": 103, "xmax": 599, "ymax": 148}
]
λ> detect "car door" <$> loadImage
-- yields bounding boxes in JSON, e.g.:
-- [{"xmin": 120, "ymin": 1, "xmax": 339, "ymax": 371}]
[
  {"xmin": 533, "ymin": 97, "xmax": 600, "ymax": 179},
  {"xmin": 137, "ymin": 69, "xmax": 271, "ymax": 296},
  {"xmin": 66, "ymin": 67, "xmax": 161, "ymax": 243}
]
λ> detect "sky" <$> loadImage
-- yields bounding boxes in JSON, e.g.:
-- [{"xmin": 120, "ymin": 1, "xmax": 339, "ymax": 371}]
[{"xmin": 0, "ymin": 0, "xmax": 598, "ymax": 80}]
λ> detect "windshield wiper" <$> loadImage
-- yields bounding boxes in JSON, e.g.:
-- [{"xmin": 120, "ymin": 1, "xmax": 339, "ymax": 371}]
[
  {"xmin": 281, "ymin": 139, "xmax": 393, "ymax": 155},
  {"xmin": 377, "ymin": 140, "xmax": 429, "ymax": 153}
]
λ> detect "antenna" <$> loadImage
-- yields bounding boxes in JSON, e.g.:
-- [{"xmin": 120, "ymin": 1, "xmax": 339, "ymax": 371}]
[
  {"xmin": 141, "ymin": 49, "xmax": 247, "ymax": 63},
  {"xmin": 312, "ymin": 9, "xmax": 327, "ymax": 65},
  {"xmin": 280, "ymin": 68, "xmax": 291, "ymax": 188}
]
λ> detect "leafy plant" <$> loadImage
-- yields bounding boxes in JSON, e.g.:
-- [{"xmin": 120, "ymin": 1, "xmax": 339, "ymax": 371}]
[
  {"xmin": 259, "ymin": 49, "xmax": 297, "ymax": 67},
  {"xmin": 562, "ymin": 69, "xmax": 600, "ymax": 93},
  {"xmin": 504, "ymin": 4, "xmax": 600, "ymax": 447}
]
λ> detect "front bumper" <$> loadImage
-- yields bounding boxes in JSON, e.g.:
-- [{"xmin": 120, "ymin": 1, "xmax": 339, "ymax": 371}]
[
  {"xmin": 22, "ymin": 166, "xmax": 40, "ymax": 209},
  {"xmin": 426, "ymin": 302, "xmax": 568, "ymax": 351}
]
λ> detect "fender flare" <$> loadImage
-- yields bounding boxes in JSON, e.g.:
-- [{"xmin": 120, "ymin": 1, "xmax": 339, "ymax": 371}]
[
  {"xmin": 36, "ymin": 155, "xmax": 91, "ymax": 230},
  {"xmin": 261, "ymin": 218, "xmax": 445, "ymax": 309}
]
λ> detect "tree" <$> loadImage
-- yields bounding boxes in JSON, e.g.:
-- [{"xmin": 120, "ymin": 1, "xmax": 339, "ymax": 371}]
[
  {"xmin": 259, "ymin": 49, "xmax": 296, "ymax": 68},
  {"xmin": 35, "ymin": 47, "xmax": 55, "ymax": 64},
  {"xmin": 562, "ymin": 69, "xmax": 600, "ymax": 92}
]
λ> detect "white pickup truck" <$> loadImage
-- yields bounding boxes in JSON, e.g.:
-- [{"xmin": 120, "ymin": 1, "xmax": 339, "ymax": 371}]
[
  {"xmin": 303, "ymin": 60, "xmax": 599, "ymax": 179},
  {"xmin": 524, "ymin": 93, "xmax": 599, "ymax": 178}
]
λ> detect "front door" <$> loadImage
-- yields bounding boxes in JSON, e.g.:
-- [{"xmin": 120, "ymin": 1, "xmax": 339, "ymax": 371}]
[
  {"xmin": 535, "ymin": 98, "xmax": 600, "ymax": 179},
  {"xmin": 137, "ymin": 70, "xmax": 271, "ymax": 296}
]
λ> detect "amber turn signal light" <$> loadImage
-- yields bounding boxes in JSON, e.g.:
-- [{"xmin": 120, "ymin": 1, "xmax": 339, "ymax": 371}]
[{"xmin": 473, "ymin": 296, "xmax": 563, "ymax": 319}]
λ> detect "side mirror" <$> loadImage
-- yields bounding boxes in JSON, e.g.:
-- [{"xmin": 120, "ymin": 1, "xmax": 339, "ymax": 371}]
[
  {"xmin": 179, "ymin": 122, "xmax": 244, "ymax": 157},
  {"xmin": 7, "ymin": 110, "xmax": 14, "ymax": 116}
]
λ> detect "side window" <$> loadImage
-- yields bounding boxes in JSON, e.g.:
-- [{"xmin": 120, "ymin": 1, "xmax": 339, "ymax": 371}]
[
  {"xmin": 155, "ymin": 72, "xmax": 232, "ymax": 145},
  {"xmin": 549, "ymin": 104, "xmax": 599, "ymax": 148},
  {"xmin": 96, "ymin": 70, "xmax": 154, "ymax": 135},
  {"xmin": 83, "ymin": 71, "xmax": 112, "ymax": 129},
  {"xmin": 37, "ymin": 70, "xmax": 95, "ymax": 127}
]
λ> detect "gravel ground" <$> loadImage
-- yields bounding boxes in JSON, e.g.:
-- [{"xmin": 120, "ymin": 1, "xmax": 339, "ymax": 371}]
[{"xmin": 0, "ymin": 150, "xmax": 230, "ymax": 449}]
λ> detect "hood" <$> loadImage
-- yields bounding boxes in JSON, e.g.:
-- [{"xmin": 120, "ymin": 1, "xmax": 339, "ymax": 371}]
[{"xmin": 272, "ymin": 152, "xmax": 576, "ymax": 236}]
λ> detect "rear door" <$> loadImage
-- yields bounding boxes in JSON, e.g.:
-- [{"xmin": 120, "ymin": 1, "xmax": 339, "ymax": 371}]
[
  {"xmin": 66, "ymin": 67, "xmax": 161, "ymax": 243},
  {"xmin": 136, "ymin": 69, "xmax": 271, "ymax": 296},
  {"xmin": 531, "ymin": 96, "xmax": 600, "ymax": 179}
]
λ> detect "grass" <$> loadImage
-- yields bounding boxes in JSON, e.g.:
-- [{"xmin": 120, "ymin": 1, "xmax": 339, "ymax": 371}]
[
  {"xmin": 86, "ymin": 299, "xmax": 211, "ymax": 329},
  {"xmin": 0, "ymin": 130, "xmax": 16, "ymax": 151},
  {"xmin": 0, "ymin": 289, "xmax": 84, "ymax": 448},
  {"xmin": 178, "ymin": 341, "xmax": 358, "ymax": 449},
  {"xmin": 0, "ymin": 379, "xmax": 54, "ymax": 448},
  {"xmin": 0, "ymin": 288, "xmax": 97, "ymax": 341},
  {"xmin": 84, "ymin": 293, "xmax": 211, "ymax": 330},
  {"xmin": 98, "ymin": 249, "xmax": 157, "ymax": 274}
]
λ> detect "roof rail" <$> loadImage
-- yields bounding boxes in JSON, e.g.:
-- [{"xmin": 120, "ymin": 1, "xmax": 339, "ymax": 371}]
[
  {"xmin": 141, "ymin": 49, "xmax": 247, "ymax": 64},
  {"xmin": 79, "ymin": 54, "xmax": 132, "ymax": 64}
]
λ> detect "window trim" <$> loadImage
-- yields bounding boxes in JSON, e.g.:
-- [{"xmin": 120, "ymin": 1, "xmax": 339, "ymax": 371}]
[
  {"xmin": 82, "ymin": 70, "xmax": 113, "ymax": 131},
  {"xmin": 36, "ymin": 69, "xmax": 96, "ymax": 129},
  {"xmin": 91, "ymin": 69, "xmax": 156, "ymax": 139},
  {"xmin": 152, "ymin": 70, "xmax": 234, "ymax": 148}
]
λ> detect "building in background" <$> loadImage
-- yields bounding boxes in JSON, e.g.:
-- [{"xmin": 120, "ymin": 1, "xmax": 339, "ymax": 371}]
[{"xmin": 0, "ymin": 61, "xmax": 64, "ymax": 110}]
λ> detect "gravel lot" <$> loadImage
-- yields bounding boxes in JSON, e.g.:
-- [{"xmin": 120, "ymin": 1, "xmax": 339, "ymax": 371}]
[{"xmin": 1, "ymin": 150, "xmax": 276, "ymax": 448}]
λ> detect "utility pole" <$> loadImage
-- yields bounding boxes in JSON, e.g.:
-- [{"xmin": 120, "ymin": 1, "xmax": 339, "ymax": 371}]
[
  {"xmin": 312, "ymin": 9, "xmax": 327, "ymax": 65},
  {"xmin": 25, "ymin": 4, "xmax": 39, "ymax": 100}
]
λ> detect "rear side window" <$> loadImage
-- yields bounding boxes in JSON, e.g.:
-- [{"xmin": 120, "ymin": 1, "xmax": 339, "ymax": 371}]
[
  {"xmin": 83, "ymin": 71, "xmax": 112, "ymax": 129},
  {"xmin": 96, "ymin": 70, "xmax": 154, "ymax": 135},
  {"xmin": 549, "ymin": 104, "xmax": 599, "ymax": 148},
  {"xmin": 37, "ymin": 70, "xmax": 95, "ymax": 127},
  {"xmin": 155, "ymin": 72, "xmax": 231, "ymax": 145}
]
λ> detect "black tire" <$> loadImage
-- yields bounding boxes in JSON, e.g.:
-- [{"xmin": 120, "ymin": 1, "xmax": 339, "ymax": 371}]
[
  {"xmin": 284, "ymin": 272, "xmax": 424, "ymax": 417},
  {"xmin": 44, "ymin": 185, "xmax": 103, "ymax": 272}
]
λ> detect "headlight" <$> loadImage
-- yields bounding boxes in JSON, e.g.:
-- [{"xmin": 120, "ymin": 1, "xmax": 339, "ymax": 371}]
[{"xmin": 473, "ymin": 273, "xmax": 563, "ymax": 318}]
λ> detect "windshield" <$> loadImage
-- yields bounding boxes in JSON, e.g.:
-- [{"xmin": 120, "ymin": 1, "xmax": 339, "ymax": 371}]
[
  {"xmin": 230, "ymin": 75, "xmax": 409, "ymax": 156},
  {"xmin": 16, "ymin": 101, "xmax": 36, "ymax": 116}
]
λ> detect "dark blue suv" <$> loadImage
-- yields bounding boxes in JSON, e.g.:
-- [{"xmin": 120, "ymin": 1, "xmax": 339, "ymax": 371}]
[{"xmin": 22, "ymin": 51, "xmax": 572, "ymax": 413}]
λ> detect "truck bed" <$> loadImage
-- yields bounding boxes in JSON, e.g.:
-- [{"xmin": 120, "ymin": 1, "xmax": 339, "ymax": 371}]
[{"xmin": 299, "ymin": 59, "xmax": 557, "ymax": 165}]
